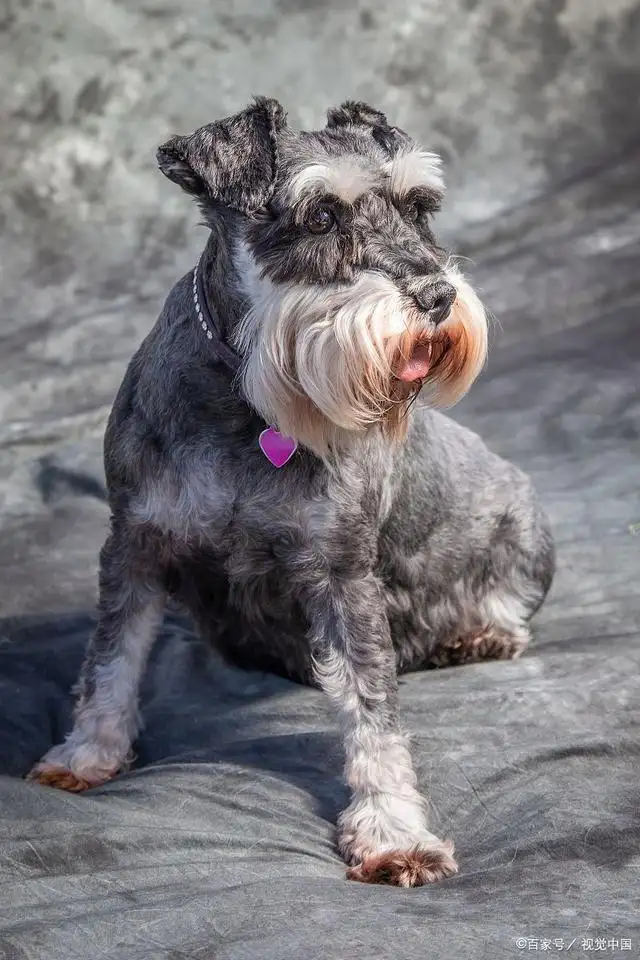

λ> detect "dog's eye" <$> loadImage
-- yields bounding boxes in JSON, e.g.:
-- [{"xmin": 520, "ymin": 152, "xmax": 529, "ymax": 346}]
[{"xmin": 307, "ymin": 207, "xmax": 336, "ymax": 235}]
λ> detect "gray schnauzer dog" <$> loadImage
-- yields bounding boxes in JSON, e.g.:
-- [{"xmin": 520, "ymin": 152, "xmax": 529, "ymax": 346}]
[{"xmin": 29, "ymin": 98, "xmax": 555, "ymax": 887}]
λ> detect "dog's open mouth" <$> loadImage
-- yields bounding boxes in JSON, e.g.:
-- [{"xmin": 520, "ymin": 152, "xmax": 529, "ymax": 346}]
[
  {"xmin": 394, "ymin": 336, "xmax": 450, "ymax": 384},
  {"xmin": 396, "ymin": 342, "xmax": 432, "ymax": 382}
]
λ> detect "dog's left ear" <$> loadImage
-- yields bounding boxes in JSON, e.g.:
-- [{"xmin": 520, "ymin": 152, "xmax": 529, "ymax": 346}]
[
  {"xmin": 157, "ymin": 96, "xmax": 287, "ymax": 214},
  {"xmin": 326, "ymin": 100, "xmax": 389, "ymax": 130},
  {"xmin": 326, "ymin": 100, "xmax": 409, "ymax": 154}
]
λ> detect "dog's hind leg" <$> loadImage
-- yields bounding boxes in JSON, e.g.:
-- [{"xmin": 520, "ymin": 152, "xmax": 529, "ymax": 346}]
[
  {"xmin": 27, "ymin": 521, "xmax": 166, "ymax": 791},
  {"xmin": 424, "ymin": 511, "xmax": 555, "ymax": 670},
  {"xmin": 428, "ymin": 589, "xmax": 533, "ymax": 667}
]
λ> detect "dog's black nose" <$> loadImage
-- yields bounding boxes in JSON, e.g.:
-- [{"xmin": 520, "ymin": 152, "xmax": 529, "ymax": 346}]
[{"xmin": 413, "ymin": 282, "xmax": 456, "ymax": 325}]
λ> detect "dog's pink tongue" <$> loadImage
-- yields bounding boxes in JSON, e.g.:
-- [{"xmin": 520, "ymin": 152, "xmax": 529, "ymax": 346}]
[{"xmin": 396, "ymin": 343, "xmax": 432, "ymax": 382}]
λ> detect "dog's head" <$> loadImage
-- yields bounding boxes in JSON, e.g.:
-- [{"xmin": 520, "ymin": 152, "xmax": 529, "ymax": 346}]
[{"xmin": 158, "ymin": 97, "xmax": 487, "ymax": 456}]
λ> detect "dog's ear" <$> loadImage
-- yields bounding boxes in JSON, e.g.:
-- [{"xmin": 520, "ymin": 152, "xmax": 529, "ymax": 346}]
[
  {"xmin": 326, "ymin": 100, "xmax": 410, "ymax": 154},
  {"xmin": 157, "ymin": 96, "xmax": 287, "ymax": 214},
  {"xmin": 326, "ymin": 100, "xmax": 389, "ymax": 130}
]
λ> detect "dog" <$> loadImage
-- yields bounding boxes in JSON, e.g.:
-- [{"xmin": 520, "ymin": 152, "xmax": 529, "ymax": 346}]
[{"xmin": 28, "ymin": 98, "xmax": 555, "ymax": 887}]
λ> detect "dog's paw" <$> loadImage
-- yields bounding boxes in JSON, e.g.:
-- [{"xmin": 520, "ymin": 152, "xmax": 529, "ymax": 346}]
[
  {"xmin": 338, "ymin": 793, "xmax": 458, "ymax": 887},
  {"xmin": 431, "ymin": 625, "xmax": 530, "ymax": 667},
  {"xmin": 346, "ymin": 841, "xmax": 458, "ymax": 887},
  {"xmin": 26, "ymin": 743, "xmax": 126, "ymax": 792},
  {"xmin": 473, "ymin": 626, "xmax": 529, "ymax": 661},
  {"xmin": 26, "ymin": 764, "xmax": 103, "ymax": 792}
]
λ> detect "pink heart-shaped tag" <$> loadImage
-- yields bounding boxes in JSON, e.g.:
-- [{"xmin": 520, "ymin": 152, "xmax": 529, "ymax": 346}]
[{"xmin": 258, "ymin": 427, "xmax": 298, "ymax": 468}]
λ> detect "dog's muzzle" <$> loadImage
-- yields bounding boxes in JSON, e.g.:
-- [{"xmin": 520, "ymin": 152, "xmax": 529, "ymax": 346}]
[
  {"xmin": 396, "ymin": 280, "xmax": 457, "ymax": 382},
  {"xmin": 235, "ymin": 264, "xmax": 487, "ymax": 456}
]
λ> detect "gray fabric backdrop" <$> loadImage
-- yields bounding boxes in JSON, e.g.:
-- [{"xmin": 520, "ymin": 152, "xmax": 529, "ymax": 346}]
[
  {"xmin": 0, "ymin": 2, "xmax": 639, "ymax": 958},
  {"xmin": 2, "ymin": 0, "xmax": 640, "ymax": 330}
]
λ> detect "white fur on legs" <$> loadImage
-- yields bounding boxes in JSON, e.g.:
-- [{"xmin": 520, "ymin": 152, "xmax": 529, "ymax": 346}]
[
  {"xmin": 315, "ymin": 644, "xmax": 458, "ymax": 885},
  {"xmin": 336, "ymin": 728, "xmax": 457, "ymax": 877},
  {"xmin": 28, "ymin": 600, "xmax": 163, "ymax": 789}
]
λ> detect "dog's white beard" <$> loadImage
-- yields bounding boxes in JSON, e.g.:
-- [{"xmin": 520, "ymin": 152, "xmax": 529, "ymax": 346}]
[{"xmin": 234, "ymin": 264, "xmax": 487, "ymax": 458}]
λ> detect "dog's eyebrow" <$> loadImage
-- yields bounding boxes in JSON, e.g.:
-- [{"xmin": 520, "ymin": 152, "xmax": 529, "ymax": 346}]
[
  {"xmin": 289, "ymin": 158, "xmax": 384, "ymax": 205},
  {"xmin": 384, "ymin": 149, "xmax": 445, "ymax": 197}
]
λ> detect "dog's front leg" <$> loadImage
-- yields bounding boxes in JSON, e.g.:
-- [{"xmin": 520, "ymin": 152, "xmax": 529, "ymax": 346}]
[
  {"xmin": 307, "ymin": 572, "xmax": 457, "ymax": 886},
  {"xmin": 28, "ymin": 523, "xmax": 165, "ymax": 791}
]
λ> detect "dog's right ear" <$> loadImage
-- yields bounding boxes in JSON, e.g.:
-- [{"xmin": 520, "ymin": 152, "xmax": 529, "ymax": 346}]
[{"xmin": 157, "ymin": 97, "xmax": 287, "ymax": 214}]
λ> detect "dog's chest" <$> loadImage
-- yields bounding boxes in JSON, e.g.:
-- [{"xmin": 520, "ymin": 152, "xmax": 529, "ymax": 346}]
[{"xmin": 135, "ymin": 446, "xmax": 364, "ymax": 566}]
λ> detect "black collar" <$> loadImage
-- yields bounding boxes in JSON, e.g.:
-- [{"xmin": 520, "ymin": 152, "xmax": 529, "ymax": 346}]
[{"xmin": 192, "ymin": 257, "xmax": 242, "ymax": 373}]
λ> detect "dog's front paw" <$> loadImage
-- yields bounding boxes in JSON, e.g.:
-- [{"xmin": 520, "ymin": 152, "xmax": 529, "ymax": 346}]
[
  {"xmin": 27, "ymin": 765, "xmax": 103, "ymax": 792},
  {"xmin": 338, "ymin": 793, "xmax": 458, "ymax": 886},
  {"xmin": 346, "ymin": 841, "xmax": 458, "ymax": 887},
  {"xmin": 26, "ymin": 742, "xmax": 127, "ymax": 792}
]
